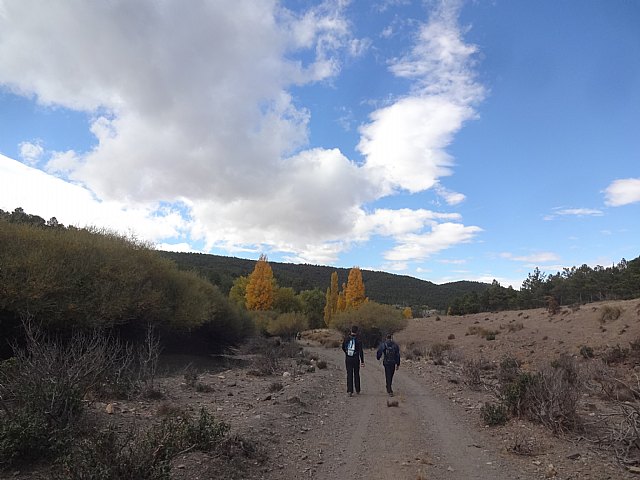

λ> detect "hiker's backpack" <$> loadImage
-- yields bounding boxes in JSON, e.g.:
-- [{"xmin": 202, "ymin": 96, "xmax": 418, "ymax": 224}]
[
  {"xmin": 383, "ymin": 342, "xmax": 395, "ymax": 364},
  {"xmin": 346, "ymin": 338, "xmax": 356, "ymax": 357}
]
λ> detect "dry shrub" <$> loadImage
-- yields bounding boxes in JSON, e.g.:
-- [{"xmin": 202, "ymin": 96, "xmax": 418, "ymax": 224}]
[
  {"xmin": 602, "ymin": 344, "xmax": 629, "ymax": 365},
  {"xmin": 268, "ymin": 381, "xmax": 283, "ymax": 392},
  {"xmin": 466, "ymin": 326, "xmax": 499, "ymax": 339},
  {"xmin": 463, "ymin": 359, "xmax": 483, "ymax": 390},
  {"xmin": 600, "ymin": 305, "xmax": 623, "ymax": 323},
  {"xmin": 62, "ymin": 408, "xmax": 230, "ymax": 480},
  {"xmin": 497, "ymin": 355, "xmax": 584, "ymax": 434},
  {"xmin": 0, "ymin": 320, "xmax": 143, "ymax": 467},
  {"xmin": 505, "ymin": 322, "xmax": 524, "ymax": 333},
  {"xmin": 498, "ymin": 356, "xmax": 521, "ymax": 384},
  {"xmin": 429, "ymin": 342, "xmax": 452, "ymax": 365},
  {"xmin": 593, "ymin": 373, "xmax": 640, "ymax": 464},
  {"xmin": 508, "ymin": 432, "xmax": 538, "ymax": 456}
]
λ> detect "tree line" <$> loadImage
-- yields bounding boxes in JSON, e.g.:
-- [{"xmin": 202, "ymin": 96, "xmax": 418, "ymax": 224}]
[{"xmin": 447, "ymin": 259, "xmax": 640, "ymax": 315}]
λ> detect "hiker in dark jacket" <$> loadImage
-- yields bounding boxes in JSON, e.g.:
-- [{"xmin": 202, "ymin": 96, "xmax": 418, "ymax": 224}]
[
  {"xmin": 342, "ymin": 326, "xmax": 365, "ymax": 397},
  {"xmin": 376, "ymin": 334, "xmax": 400, "ymax": 396}
]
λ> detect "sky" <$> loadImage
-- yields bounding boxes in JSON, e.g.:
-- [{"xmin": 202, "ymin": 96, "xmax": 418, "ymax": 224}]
[{"xmin": 0, "ymin": 0, "xmax": 639, "ymax": 289}]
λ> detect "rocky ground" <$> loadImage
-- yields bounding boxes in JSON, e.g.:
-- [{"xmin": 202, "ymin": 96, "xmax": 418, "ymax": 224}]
[{"xmin": 6, "ymin": 298, "xmax": 640, "ymax": 479}]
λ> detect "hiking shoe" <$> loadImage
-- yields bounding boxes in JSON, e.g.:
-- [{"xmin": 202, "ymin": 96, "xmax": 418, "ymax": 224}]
[
  {"xmin": 348, "ymin": 392, "xmax": 353, "ymax": 397},
  {"xmin": 356, "ymin": 391, "xmax": 360, "ymax": 395},
  {"xmin": 388, "ymin": 392, "xmax": 394, "ymax": 397}
]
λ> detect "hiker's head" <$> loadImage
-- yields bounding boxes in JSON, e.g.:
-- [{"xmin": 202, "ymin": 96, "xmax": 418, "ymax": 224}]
[
  {"xmin": 386, "ymin": 333, "xmax": 392, "ymax": 340},
  {"xmin": 350, "ymin": 326, "xmax": 358, "ymax": 335}
]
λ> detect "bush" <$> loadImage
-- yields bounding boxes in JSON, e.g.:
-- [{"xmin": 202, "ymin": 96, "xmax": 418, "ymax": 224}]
[
  {"xmin": 466, "ymin": 326, "xmax": 499, "ymax": 339},
  {"xmin": 499, "ymin": 355, "xmax": 583, "ymax": 433},
  {"xmin": 602, "ymin": 344, "xmax": 629, "ymax": 365},
  {"xmin": 579, "ymin": 345, "xmax": 594, "ymax": 359},
  {"xmin": 61, "ymin": 408, "xmax": 229, "ymax": 480},
  {"xmin": 501, "ymin": 372, "xmax": 537, "ymax": 417},
  {"xmin": 600, "ymin": 305, "xmax": 623, "ymax": 323},
  {"xmin": 498, "ymin": 356, "xmax": 521, "ymax": 384},
  {"xmin": 429, "ymin": 342, "xmax": 453, "ymax": 365},
  {"xmin": 0, "ymin": 321, "xmax": 143, "ymax": 467},
  {"xmin": 316, "ymin": 360, "xmax": 327, "ymax": 369},
  {"xmin": 463, "ymin": 359, "xmax": 483, "ymax": 390},
  {"xmin": 481, "ymin": 403, "xmax": 508, "ymax": 426},
  {"xmin": 266, "ymin": 312, "xmax": 309, "ymax": 339},
  {"xmin": 0, "ymin": 319, "xmax": 173, "ymax": 468},
  {"xmin": 329, "ymin": 302, "xmax": 407, "ymax": 348}
]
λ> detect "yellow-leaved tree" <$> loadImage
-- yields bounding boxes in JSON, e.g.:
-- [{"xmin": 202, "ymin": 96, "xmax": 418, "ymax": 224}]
[
  {"xmin": 323, "ymin": 271, "xmax": 339, "ymax": 326},
  {"xmin": 345, "ymin": 266, "xmax": 366, "ymax": 309},
  {"xmin": 245, "ymin": 254, "xmax": 274, "ymax": 311},
  {"xmin": 336, "ymin": 286, "xmax": 347, "ymax": 312},
  {"xmin": 402, "ymin": 306, "xmax": 413, "ymax": 319}
]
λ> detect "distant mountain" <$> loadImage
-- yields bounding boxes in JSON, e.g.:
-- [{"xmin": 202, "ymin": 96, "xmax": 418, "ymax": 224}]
[{"xmin": 159, "ymin": 251, "xmax": 490, "ymax": 311}]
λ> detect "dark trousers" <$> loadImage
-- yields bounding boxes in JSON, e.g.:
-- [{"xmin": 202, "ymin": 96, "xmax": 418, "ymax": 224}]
[
  {"xmin": 384, "ymin": 364, "xmax": 396, "ymax": 393},
  {"xmin": 345, "ymin": 357, "xmax": 361, "ymax": 393}
]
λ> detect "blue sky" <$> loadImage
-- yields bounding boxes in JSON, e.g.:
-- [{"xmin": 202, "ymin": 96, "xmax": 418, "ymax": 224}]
[{"xmin": 1, "ymin": 0, "xmax": 639, "ymax": 288}]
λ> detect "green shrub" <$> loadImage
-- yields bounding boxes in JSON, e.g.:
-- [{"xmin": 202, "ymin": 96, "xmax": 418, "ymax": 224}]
[
  {"xmin": 0, "ymin": 220, "xmax": 253, "ymax": 349},
  {"xmin": 481, "ymin": 403, "xmax": 508, "ymax": 426},
  {"xmin": 501, "ymin": 372, "xmax": 537, "ymax": 417},
  {"xmin": 329, "ymin": 302, "xmax": 407, "ymax": 347},
  {"xmin": 266, "ymin": 312, "xmax": 309, "ymax": 339}
]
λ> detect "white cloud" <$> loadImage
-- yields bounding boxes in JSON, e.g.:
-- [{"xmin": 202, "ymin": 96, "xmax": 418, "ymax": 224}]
[
  {"xmin": 18, "ymin": 141, "xmax": 44, "ymax": 165},
  {"xmin": 384, "ymin": 222, "xmax": 482, "ymax": 262},
  {"xmin": 543, "ymin": 207, "xmax": 604, "ymax": 220},
  {"xmin": 0, "ymin": 1, "xmax": 484, "ymax": 268},
  {"xmin": 46, "ymin": 150, "xmax": 81, "ymax": 175},
  {"xmin": 354, "ymin": 208, "xmax": 460, "ymax": 239},
  {"xmin": 435, "ymin": 183, "xmax": 465, "ymax": 205},
  {"xmin": 0, "ymin": 153, "xmax": 187, "ymax": 241},
  {"xmin": 358, "ymin": 0, "xmax": 482, "ymax": 196},
  {"xmin": 501, "ymin": 252, "xmax": 560, "ymax": 264},
  {"xmin": 604, "ymin": 178, "xmax": 640, "ymax": 206}
]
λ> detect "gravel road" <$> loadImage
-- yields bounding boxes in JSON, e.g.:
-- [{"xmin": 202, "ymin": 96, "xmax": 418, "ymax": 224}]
[{"xmin": 279, "ymin": 346, "xmax": 532, "ymax": 480}]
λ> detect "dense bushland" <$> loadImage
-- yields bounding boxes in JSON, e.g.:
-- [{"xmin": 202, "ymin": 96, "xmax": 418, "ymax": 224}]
[{"xmin": 0, "ymin": 215, "xmax": 252, "ymax": 352}]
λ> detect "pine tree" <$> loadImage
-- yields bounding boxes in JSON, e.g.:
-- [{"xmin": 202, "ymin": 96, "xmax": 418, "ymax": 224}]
[
  {"xmin": 245, "ymin": 254, "xmax": 275, "ymax": 311},
  {"xmin": 345, "ymin": 266, "xmax": 366, "ymax": 309}
]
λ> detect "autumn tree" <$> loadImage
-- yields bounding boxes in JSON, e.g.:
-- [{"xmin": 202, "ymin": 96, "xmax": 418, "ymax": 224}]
[
  {"xmin": 323, "ymin": 271, "xmax": 339, "ymax": 326},
  {"xmin": 345, "ymin": 267, "xmax": 366, "ymax": 309},
  {"xmin": 245, "ymin": 254, "xmax": 275, "ymax": 311},
  {"xmin": 402, "ymin": 307, "xmax": 412, "ymax": 319},
  {"xmin": 337, "ymin": 284, "xmax": 347, "ymax": 312}
]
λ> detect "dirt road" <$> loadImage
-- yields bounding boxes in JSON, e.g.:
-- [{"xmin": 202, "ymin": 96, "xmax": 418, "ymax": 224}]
[{"xmin": 277, "ymin": 346, "xmax": 531, "ymax": 480}]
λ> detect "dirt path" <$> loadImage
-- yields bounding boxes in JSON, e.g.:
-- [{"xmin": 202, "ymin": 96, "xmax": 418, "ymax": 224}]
[{"xmin": 294, "ymin": 346, "xmax": 529, "ymax": 480}]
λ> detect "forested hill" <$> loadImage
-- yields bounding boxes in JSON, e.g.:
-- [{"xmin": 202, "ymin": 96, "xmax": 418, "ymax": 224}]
[{"xmin": 159, "ymin": 251, "xmax": 490, "ymax": 311}]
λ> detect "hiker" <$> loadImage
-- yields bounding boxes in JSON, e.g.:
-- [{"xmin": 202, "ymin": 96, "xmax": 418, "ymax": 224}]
[
  {"xmin": 342, "ymin": 325, "xmax": 364, "ymax": 397},
  {"xmin": 376, "ymin": 333, "xmax": 400, "ymax": 396}
]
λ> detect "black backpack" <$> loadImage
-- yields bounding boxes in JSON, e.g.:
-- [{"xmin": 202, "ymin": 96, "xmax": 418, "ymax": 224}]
[{"xmin": 383, "ymin": 342, "xmax": 395, "ymax": 364}]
